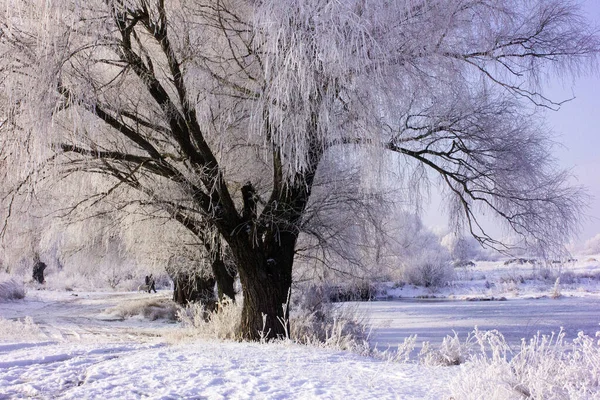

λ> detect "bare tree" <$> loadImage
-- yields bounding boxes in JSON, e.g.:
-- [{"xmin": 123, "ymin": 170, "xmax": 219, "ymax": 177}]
[{"xmin": 1, "ymin": 0, "xmax": 597, "ymax": 339}]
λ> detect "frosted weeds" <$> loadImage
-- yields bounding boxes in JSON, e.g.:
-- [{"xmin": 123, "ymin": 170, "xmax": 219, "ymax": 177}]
[
  {"xmin": 0, "ymin": 278, "xmax": 26, "ymax": 300},
  {"xmin": 449, "ymin": 328, "xmax": 600, "ymax": 399},
  {"xmin": 176, "ymin": 297, "xmax": 242, "ymax": 341},
  {"xmin": 0, "ymin": 316, "xmax": 44, "ymax": 341}
]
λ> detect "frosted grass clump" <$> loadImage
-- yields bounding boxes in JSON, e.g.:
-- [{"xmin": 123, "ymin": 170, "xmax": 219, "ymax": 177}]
[
  {"xmin": 289, "ymin": 304, "xmax": 371, "ymax": 354},
  {"xmin": 175, "ymin": 291, "xmax": 371, "ymax": 354},
  {"xmin": 420, "ymin": 331, "xmax": 473, "ymax": 366},
  {"xmin": 0, "ymin": 316, "xmax": 43, "ymax": 341},
  {"xmin": 0, "ymin": 278, "xmax": 26, "ymax": 301},
  {"xmin": 103, "ymin": 297, "xmax": 178, "ymax": 321},
  {"xmin": 401, "ymin": 250, "xmax": 454, "ymax": 288},
  {"xmin": 176, "ymin": 297, "xmax": 242, "ymax": 341},
  {"xmin": 449, "ymin": 328, "xmax": 600, "ymax": 399}
]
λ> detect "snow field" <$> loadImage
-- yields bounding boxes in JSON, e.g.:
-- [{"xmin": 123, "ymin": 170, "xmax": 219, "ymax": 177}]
[{"xmin": 0, "ymin": 340, "xmax": 452, "ymax": 399}]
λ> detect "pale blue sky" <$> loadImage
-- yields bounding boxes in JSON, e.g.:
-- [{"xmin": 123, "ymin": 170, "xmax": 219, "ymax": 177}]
[{"xmin": 548, "ymin": 0, "xmax": 600, "ymax": 244}]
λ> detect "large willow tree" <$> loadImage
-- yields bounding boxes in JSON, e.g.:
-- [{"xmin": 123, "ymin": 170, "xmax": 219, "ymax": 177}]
[{"xmin": 0, "ymin": 0, "xmax": 597, "ymax": 339}]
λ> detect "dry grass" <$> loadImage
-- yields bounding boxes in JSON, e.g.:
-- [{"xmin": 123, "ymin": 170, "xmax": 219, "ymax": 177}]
[
  {"xmin": 103, "ymin": 297, "xmax": 179, "ymax": 321},
  {"xmin": 174, "ymin": 297, "xmax": 242, "ymax": 341},
  {"xmin": 0, "ymin": 316, "xmax": 44, "ymax": 341},
  {"xmin": 449, "ymin": 328, "xmax": 600, "ymax": 399},
  {"xmin": 0, "ymin": 278, "xmax": 26, "ymax": 301}
]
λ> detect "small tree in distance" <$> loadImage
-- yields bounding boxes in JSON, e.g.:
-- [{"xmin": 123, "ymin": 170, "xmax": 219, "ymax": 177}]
[
  {"xmin": 441, "ymin": 233, "xmax": 487, "ymax": 264},
  {"xmin": 0, "ymin": 0, "xmax": 597, "ymax": 340},
  {"xmin": 583, "ymin": 234, "xmax": 600, "ymax": 256}
]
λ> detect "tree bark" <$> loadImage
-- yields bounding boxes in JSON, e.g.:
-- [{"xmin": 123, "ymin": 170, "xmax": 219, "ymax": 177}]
[
  {"xmin": 172, "ymin": 273, "xmax": 216, "ymax": 310},
  {"xmin": 231, "ymin": 232, "xmax": 296, "ymax": 340},
  {"xmin": 211, "ymin": 257, "xmax": 236, "ymax": 301}
]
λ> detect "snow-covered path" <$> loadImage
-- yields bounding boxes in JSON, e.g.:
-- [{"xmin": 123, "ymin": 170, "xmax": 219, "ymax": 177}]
[{"xmin": 0, "ymin": 291, "xmax": 174, "ymax": 343}]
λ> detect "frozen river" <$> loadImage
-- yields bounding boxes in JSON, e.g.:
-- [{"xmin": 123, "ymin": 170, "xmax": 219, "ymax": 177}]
[{"xmin": 356, "ymin": 297, "xmax": 600, "ymax": 351}]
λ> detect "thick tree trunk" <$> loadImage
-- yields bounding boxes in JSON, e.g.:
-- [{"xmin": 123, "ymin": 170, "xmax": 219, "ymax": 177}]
[{"xmin": 232, "ymin": 232, "xmax": 296, "ymax": 340}]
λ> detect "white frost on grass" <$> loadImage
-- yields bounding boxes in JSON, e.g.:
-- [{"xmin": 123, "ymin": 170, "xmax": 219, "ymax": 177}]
[
  {"xmin": 0, "ymin": 278, "xmax": 26, "ymax": 301},
  {"xmin": 0, "ymin": 317, "xmax": 44, "ymax": 341},
  {"xmin": 0, "ymin": 290, "xmax": 453, "ymax": 399},
  {"xmin": 449, "ymin": 329, "xmax": 600, "ymax": 399}
]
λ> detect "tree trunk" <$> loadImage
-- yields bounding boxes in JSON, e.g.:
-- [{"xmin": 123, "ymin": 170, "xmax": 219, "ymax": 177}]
[
  {"xmin": 232, "ymin": 232, "xmax": 295, "ymax": 340},
  {"xmin": 172, "ymin": 273, "xmax": 216, "ymax": 310},
  {"xmin": 212, "ymin": 257, "xmax": 236, "ymax": 301}
]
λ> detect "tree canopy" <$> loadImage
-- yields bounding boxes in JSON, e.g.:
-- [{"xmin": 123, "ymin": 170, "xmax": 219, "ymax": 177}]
[{"xmin": 1, "ymin": 0, "xmax": 598, "ymax": 339}]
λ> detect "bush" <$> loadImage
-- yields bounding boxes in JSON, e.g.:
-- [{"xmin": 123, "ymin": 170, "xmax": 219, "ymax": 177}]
[
  {"xmin": 290, "ymin": 303, "xmax": 369, "ymax": 352},
  {"xmin": 0, "ymin": 278, "xmax": 26, "ymax": 301},
  {"xmin": 441, "ymin": 233, "xmax": 485, "ymax": 262},
  {"xmin": 0, "ymin": 316, "xmax": 43, "ymax": 340},
  {"xmin": 402, "ymin": 250, "xmax": 453, "ymax": 287},
  {"xmin": 584, "ymin": 233, "xmax": 600, "ymax": 255},
  {"xmin": 287, "ymin": 284, "xmax": 370, "ymax": 352},
  {"xmin": 103, "ymin": 297, "xmax": 179, "ymax": 321},
  {"xmin": 177, "ymin": 297, "xmax": 242, "ymax": 341},
  {"xmin": 449, "ymin": 328, "xmax": 600, "ymax": 399},
  {"xmin": 175, "ymin": 286, "xmax": 371, "ymax": 354},
  {"xmin": 326, "ymin": 281, "xmax": 378, "ymax": 302},
  {"xmin": 419, "ymin": 331, "xmax": 473, "ymax": 366}
]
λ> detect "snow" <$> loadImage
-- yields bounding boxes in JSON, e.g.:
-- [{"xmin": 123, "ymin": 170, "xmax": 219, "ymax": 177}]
[
  {"xmin": 0, "ymin": 291, "xmax": 452, "ymax": 399},
  {"xmin": 1, "ymin": 257, "xmax": 599, "ymax": 399},
  {"xmin": 1, "ymin": 341, "xmax": 450, "ymax": 399}
]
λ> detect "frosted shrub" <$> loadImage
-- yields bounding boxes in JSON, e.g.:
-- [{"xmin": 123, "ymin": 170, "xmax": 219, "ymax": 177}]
[
  {"xmin": 0, "ymin": 278, "xmax": 26, "ymax": 300},
  {"xmin": 326, "ymin": 280, "xmax": 378, "ymax": 302},
  {"xmin": 449, "ymin": 328, "xmax": 600, "ymax": 399},
  {"xmin": 376, "ymin": 335, "xmax": 418, "ymax": 363},
  {"xmin": 0, "ymin": 316, "xmax": 43, "ymax": 341},
  {"xmin": 420, "ymin": 331, "xmax": 474, "ymax": 366},
  {"xmin": 288, "ymin": 285, "xmax": 370, "ymax": 352},
  {"xmin": 402, "ymin": 251, "xmax": 453, "ymax": 288},
  {"xmin": 177, "ymin": 297, "xmax": 242, "ymax": 341},
  {"xmin": 174, "ymin": 287, "xmax": 370, "ymax": 350},
  {"xmin": 104, "ymin": 297, "xmax": 178, "ymax": 321},
  {"xmin": 441, "ymin": 233, "xmax": 485, "ymax": 263},
  {"xmin": 289, "ymin": 304, "xmax": 370, "ymax": 353},
  {"xmin": 584, "ymin": 233, "xmax": 600, "ymax": 255}
]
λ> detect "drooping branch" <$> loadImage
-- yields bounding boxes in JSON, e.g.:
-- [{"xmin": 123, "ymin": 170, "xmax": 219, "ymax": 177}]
[{"xmin": 57, "ymin": 143, "xmax": 216, "ymax": 217}]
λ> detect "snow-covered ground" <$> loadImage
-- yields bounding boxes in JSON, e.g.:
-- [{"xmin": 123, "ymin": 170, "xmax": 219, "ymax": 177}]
[
  {"xmin": 0, "ymin": 339, "xmax": 453, "ymax": 399},
  {"xmin": 0, "ymin": 291, "xmax": 452, "ymax": 399},
  {"xmin": 1, "ymin": 257, "xmax": 599, "ymax": 399}
]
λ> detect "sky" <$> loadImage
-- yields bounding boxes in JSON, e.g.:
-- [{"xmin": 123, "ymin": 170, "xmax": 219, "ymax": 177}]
[
  {"xmin": 424, "ymin": 0, "xmax": 600, "ymax": 249},
  {"xmin": 537, "ymin": 0, "xmax": 600, "ymax": 246}
]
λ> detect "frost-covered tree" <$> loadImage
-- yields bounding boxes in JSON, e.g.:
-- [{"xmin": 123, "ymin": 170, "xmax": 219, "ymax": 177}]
[
  {"xmin": 583, "ymin": 233, "xmax": 600, "ymax": 255},
  {"xmin": 1, "ymin": 0, "xmax": 597, "ymax": 339},
  {"xmin": 441, "ymin": 232, "xmax": 486, "ymax": 263}
]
